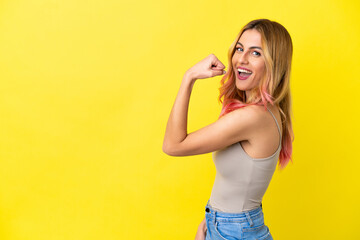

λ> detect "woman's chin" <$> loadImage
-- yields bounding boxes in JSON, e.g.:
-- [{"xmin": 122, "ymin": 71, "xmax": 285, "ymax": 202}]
[{"xmin": 235, "ymin": 82, "xmax": 249, "ymax": 91}]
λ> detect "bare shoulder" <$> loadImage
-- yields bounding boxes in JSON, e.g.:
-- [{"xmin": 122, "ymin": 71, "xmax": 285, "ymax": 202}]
[
  {"xmin": 229, "ymin": 104, "xmax": 281, "ymax": 139},
  {"xmin": 237, "ymin": 104, "xmax": 283, "ymax": 158},
  {"xmin": 228, "ymin": 104, "xmax": 269, "ymax": 124}
]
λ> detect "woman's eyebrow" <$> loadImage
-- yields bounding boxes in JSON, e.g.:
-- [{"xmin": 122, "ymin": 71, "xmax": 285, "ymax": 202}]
[{"xmin": 237, "ymin": 42, "xmax": 263, "ymax": 50}]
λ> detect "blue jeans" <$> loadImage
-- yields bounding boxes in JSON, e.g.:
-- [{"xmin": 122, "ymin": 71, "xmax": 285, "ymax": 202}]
[{"xmin": 204, "ymin": 201, "xmax": 273, "ymax": 240}]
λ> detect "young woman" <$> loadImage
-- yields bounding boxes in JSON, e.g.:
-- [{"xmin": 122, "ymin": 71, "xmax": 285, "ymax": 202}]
[{"xmin": 163, "ymin": 19, "xmax": 294, "ymax": 240}]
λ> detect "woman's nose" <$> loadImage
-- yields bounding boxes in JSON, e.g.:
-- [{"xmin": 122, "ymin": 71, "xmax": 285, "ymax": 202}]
[{"xmin": 238, "ymin": 52, "xmax": 249, "ymax": 64}]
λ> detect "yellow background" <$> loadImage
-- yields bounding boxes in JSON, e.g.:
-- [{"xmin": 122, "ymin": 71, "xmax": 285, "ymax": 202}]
[{"xmin": 0, "ymin": 0, "xmax": 359, "ymax": 239}]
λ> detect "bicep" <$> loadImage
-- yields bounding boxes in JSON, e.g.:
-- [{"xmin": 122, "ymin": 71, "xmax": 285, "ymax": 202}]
[{"xmin": 164, "ymin": 107, "xmax": 259, "ymax": 156}]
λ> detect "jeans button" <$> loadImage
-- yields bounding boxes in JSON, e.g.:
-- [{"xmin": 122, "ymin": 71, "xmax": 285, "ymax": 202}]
[{"xmin": 205, "ymin": 207, "xmax": 210, "ymax": 213}]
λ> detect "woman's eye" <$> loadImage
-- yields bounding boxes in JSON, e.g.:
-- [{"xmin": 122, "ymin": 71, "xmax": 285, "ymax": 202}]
[
  {"xmin": 252, "ymin": 51, "xmax": 261, "ymax": 56},
  {"xmin": 236, "ymin": 47, "xmax": 243, "ymax": 52}
]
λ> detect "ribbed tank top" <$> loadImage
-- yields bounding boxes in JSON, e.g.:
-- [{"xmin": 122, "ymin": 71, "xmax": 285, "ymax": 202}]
[{"xmin": 209, "ymin": 107, "xmax": 282, "ymax": 213}]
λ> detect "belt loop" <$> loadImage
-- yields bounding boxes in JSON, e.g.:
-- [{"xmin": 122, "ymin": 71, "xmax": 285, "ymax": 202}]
[
  {"xmin": 206, "ymin": 200, "xmax": 216, "ymax": 225},
  {"xmin": 245, "ymin": 211, "xmax": 254, "ymax": 227},
  {"xmin": 213, "ymin": 210, "xmax": 216, "ymax": 224}
]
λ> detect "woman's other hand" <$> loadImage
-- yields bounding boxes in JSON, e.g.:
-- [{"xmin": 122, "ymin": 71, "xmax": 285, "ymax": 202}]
[
  {"xmin": 194, "ymin": 217, "xmax": 207, "ymax": 240},
  {"xmin": 186, "ymin": 54, "xmax": 226, "ymax": 80}
]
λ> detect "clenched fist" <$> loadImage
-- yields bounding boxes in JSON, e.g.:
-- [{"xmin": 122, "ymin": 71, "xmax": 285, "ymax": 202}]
[{"xmin": 185, "ymin": 54, "xmax": 226, "ymax": 80}]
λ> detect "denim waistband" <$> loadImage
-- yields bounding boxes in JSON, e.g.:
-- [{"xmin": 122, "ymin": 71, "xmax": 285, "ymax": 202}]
[{"xmin": 205, "ymin": 200, "xmax": 263, "ymax": 225}]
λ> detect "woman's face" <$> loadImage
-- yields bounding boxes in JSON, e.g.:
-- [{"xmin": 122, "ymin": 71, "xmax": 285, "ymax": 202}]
[{"xmin": 232, "ymin": 29, "xmax": 266, "ymax": 95}]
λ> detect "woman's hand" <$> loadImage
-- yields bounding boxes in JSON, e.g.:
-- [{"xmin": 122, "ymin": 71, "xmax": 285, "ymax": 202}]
[
  {"xmin": 186, "ymin": 54, "xmax": 226, "ymax": 81},
  {"xmin": 194, "ymin": 217, "xmax": 207, "ymax": 240}
]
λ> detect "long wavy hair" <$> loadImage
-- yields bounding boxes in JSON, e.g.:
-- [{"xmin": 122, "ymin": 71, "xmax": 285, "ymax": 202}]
[{"xmin": 219, "ymin": 19, "xmax": 294, "ymax": 169}]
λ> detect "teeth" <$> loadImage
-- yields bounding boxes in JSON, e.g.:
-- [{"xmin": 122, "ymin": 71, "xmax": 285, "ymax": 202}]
[{"xmin": 238, "ymin": 68, "xmax": 252, "ymax": 74}]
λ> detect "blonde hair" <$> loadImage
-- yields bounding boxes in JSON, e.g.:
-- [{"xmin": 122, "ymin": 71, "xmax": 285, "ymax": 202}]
[{"xmin": 219, "ymin": 19, "xmax": 294, "ymax": 169}]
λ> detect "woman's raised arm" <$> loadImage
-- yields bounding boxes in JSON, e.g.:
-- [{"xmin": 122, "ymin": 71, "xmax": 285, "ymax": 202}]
[{"xmin": 162, "ymin": 54, "xmax": 263, "ymax": 156}]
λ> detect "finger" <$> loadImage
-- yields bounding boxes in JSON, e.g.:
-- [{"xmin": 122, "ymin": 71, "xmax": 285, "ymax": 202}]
[
  {"xmin": 211, "ymin": 59, "xmax": 226, "ymax": 69},
  {"xmin": 211, "ymin": 69, "xmax": 226, "ymax": 76},
  {"xmin": 211, "ymin": 65, "xmax": 225, "ymax": 71}
]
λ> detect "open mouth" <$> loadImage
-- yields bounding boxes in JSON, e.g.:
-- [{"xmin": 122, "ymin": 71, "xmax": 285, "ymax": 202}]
[{"xmin": 237, "ymin": 68, "xmax": 252, "ymax": 80}]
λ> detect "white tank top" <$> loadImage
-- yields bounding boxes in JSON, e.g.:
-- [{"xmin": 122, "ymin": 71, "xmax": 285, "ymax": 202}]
[{"xmin": 209, "ymin": 107, "xmax": 282, "ymax": 213}]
